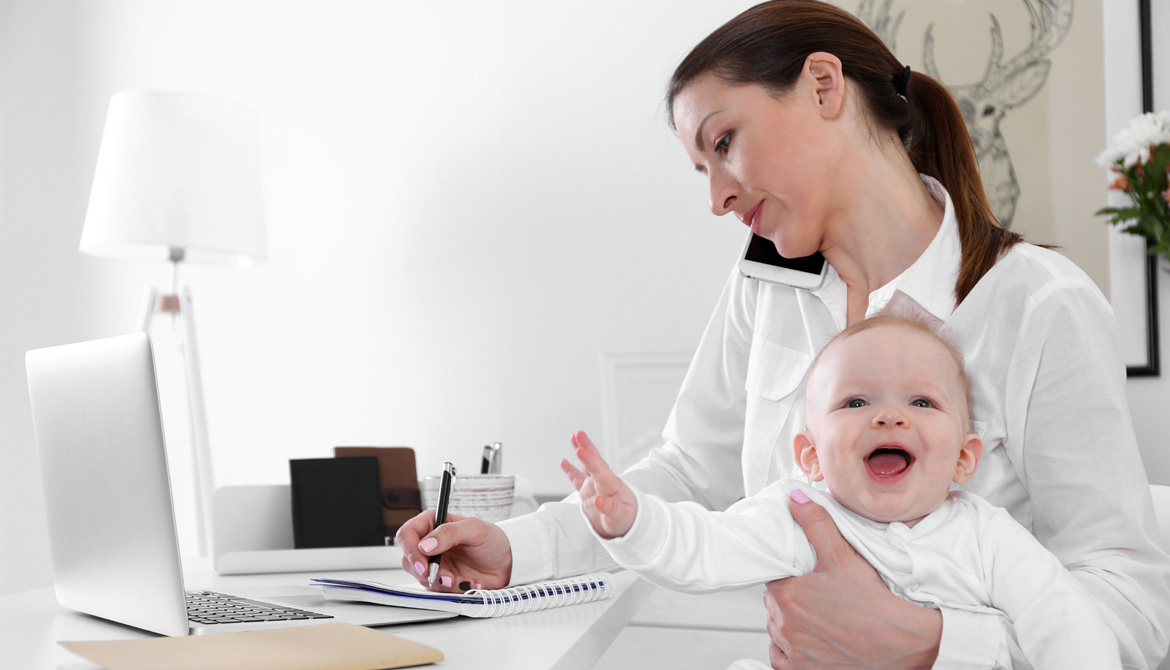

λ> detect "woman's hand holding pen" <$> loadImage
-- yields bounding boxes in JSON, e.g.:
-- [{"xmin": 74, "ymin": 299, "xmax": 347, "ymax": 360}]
[
  {"xmin": 561, "ymin": 431, "xmax": 638, "ymax": 539},
  {"xmin": 396, "ymin": 511, "xmax": 513, "ymax": 593}
]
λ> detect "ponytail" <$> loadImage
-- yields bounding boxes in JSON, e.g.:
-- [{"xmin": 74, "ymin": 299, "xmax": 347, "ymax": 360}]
[{"xmin": 899, "ymin": 72, "xmax": 1023, "ymax": 303}]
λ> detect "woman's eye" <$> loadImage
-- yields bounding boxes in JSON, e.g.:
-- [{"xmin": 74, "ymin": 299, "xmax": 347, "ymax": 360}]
[
  {"xmin": 714, "ymin": 133, "xmax": 732, "ymax": 154},
  {"xmin": 846, "ymin": 398, "xmax": 867, "ymax": 408},
  {"xmin": 911, "ymin": 398, "xmax": 932, "ymax": 408}
]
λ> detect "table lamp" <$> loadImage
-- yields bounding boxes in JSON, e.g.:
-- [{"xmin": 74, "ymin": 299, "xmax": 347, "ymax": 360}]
[{"xmin": 80, "ymin": 90, "xmax": 267, "ymax": 556}]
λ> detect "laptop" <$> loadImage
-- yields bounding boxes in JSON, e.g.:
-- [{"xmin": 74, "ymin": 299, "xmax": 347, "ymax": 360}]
[{"xmin": 25, "ymin": 332, "xmax": 455, "ymax": 636}]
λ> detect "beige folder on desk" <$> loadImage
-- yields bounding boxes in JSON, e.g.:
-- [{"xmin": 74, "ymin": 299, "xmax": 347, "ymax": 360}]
[{"xmin": 61, "ymin": 622, "xmax": 442, "ymax": 670}]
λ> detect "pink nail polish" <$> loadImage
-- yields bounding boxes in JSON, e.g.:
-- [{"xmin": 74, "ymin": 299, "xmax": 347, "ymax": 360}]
[
  {"xmin": 790, "ymin": 489, "xmax": 811, "ymax": 505},
  {"xmin": 414, "ymin": 561, "xmax": 426, "ymax": 576},
  {"xmin": 440, "ymin": 575, "xmax": 452, "ymax": 588},
  {"xmin": 419, "ymin": 537, "xmax": 438, "ymax": 553}
]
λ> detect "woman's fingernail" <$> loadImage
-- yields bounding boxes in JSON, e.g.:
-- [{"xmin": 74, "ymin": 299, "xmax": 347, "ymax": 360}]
[
  {"xmin": 459, "ymin": 581, "xmax": 471, "ymax": 591},
  {"xmin": 440, "ymin": 575, "xmax": 452, "ymax": 588},
  {"xmin": 414, "ymin": 561, "xmax": 426, "ymax": 576},
  {"xmin": 790, "ymin": 489, "xmax": 811, "ymax": 505},
  {"xmin": 474, "ymin": 582, "xmax": 482, "ymax": 590},
  {"xmin": 419, "ymin": 537, "xmax": 438, "ymax": 553}
]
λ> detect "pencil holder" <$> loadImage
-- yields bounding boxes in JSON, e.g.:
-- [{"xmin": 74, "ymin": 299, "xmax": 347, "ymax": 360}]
[{"xmin": 421, "ymin": 474, "xmax": 515, "ymax": 523}]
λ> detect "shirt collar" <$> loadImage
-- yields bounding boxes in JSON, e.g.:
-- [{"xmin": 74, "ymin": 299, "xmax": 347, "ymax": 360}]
[{"xmin": 812, "ymin": 175, "xmax": 960, "ymax": 327}]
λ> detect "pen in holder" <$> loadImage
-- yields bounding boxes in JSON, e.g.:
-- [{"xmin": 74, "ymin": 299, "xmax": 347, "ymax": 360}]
[{"xmin": 481, "ymin": 442, "xmax": 502, "ymax": 474}]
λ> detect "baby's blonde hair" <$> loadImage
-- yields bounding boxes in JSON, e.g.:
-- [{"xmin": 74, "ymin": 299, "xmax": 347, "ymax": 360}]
[{"xmin": 807, "ymin": 292, "xmax": 969, "ymax": 407}]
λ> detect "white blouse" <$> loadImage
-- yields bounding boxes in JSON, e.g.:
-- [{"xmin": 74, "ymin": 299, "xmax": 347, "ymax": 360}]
[{"xmin": 500, "ymin": 177, "xmax": 1170, "ymax": 668}]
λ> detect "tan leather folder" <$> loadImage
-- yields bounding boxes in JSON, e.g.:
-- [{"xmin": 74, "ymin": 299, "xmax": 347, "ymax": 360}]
[
  {"xmin": 333, "ymin": 447, "xmax": 421, "ymax": 540},
  {"xmin": 62, "ymin": 622, "xmax": 443, "ymax": 670}
]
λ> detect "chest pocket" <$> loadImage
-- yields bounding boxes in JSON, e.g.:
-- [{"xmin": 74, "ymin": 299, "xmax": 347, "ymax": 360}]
[{"xmin": 745, "ymin": 337, "xmax": 812, "ymax": 400}]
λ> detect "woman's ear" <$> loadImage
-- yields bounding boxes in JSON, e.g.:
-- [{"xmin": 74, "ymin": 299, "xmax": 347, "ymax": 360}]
[
  {"xmin": 804, "ymin": 51, "xmax": 845, "ymax": 119},
  {"xmin": 794, "ymin": 431, "xmax": 824, "ymax": 482},
  {"xmin": 952, "ymin": 434, "xmax": 983, "ymax": 484}
]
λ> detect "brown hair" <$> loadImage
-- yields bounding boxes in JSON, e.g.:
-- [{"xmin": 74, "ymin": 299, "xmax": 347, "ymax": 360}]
[{"xmin": 666, "ymin": 0, "xmax": 1022, "ymax": 304}]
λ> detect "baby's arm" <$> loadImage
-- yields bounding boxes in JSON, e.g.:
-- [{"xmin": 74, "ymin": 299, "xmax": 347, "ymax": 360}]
[
  {"xmin": 980, "ymin": 506, "xmax": 1122, "ymax": 669},
  {"xmin": 562, "ymin": 432, "xmax": 814, "ymax": 592}
]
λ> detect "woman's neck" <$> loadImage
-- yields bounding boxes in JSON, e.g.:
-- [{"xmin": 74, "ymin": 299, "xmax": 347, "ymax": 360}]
[{"xmin": 820, "ymin": 148, "xmax": 944, "ymax": 324}]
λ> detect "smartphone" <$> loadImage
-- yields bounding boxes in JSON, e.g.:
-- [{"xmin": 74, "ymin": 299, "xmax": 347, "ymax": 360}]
[{"xmin": 737, "ymin": 233, "xmax": 827, "ymax": 290}]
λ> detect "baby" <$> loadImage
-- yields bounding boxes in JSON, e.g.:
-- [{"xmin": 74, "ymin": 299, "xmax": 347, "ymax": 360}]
[{"xmin": 562, "ymin": 305, "xmax": 1120, "ymax": 670}]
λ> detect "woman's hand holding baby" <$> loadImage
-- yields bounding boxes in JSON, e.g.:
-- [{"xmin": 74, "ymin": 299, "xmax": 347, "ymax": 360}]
[{"xmin": 561, "ymin": 431, "xmax": 638, "ymax": 538}]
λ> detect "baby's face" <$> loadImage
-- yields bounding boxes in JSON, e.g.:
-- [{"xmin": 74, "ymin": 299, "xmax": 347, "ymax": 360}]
[{"xmin": 796, "ymin": 324, "xmax": 981, "ymax": 527}]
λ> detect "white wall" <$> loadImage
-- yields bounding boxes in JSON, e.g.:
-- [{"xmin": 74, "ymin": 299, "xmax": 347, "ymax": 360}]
[
  {"xmin": 0, "ymin": 0, "xmax": 100, "ymax": 596},
  {"xmin": 0, "ymin": 0, "xmax": 751, "ymax": 595}
]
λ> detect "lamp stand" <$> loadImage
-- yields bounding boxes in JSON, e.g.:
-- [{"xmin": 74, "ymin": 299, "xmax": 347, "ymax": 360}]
[{"xmin": 138, "ymin": 260, "xmax": 214, "ymax": 558}]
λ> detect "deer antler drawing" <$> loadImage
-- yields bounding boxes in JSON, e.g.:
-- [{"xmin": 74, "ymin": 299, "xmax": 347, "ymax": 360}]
[
  {"xmin": 860, "ymin": 0, "xmax": 1073, "ymax": 228},
  {"xmin": 856, "ymin": 0, "xmax": 905, "ymax": 53},
  {"xmin": 925, "ymin": 0, "xmax": 1072, "ymax": 226}
]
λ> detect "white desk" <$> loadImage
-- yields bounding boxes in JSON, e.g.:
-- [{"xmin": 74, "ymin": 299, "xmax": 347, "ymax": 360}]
[{"xmin": 0, "ymin": 563, "xmax": 654, "ymax": 670}]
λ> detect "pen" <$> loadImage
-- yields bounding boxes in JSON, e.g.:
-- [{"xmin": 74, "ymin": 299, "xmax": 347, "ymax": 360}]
[
  {"xmin": 480, "ymin": 442, "xmax": 502, "ymax": 474},
  {"xmin": 428, "ymin": 461, "xmax": 456, "ymax": 589},
  {"xmin": 490, "ymin": 442, "xmax": 502, "ymax": 474}
]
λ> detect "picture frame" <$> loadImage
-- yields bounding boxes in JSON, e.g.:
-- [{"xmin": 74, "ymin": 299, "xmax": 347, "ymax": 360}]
[
  {"xmin": 1108, "ymin": 0, "xmax": 1162, "ymax": 376},
  {"xmin": 1125, "ymin": 0, "xmax": 1160, "ymax": 376},
  {"xmin": 850, "ymin": 0, "xmax": 1159, "ymax": 376},
  {"xmin": 851, "ymin": 0, "xmax": 1110, "ymax": 287}
]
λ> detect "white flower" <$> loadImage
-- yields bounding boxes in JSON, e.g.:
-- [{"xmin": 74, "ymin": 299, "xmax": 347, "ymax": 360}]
[{"xmin": 1097, "ymin": 110, "xmax": 1170, "ymax": 168}]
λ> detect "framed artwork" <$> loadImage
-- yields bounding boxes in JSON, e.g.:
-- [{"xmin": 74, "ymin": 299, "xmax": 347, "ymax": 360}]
[
  {"xmin": 850, "ymin": 0, "xmax": 1159, "ymax": 375},
  {"xmin": 1126, "ymin": 0, "xmax": 1160, "ymax": 376},
  {"xmin": 1106, "ymin": 0, "xmax": 1161, "ymax": 375}
]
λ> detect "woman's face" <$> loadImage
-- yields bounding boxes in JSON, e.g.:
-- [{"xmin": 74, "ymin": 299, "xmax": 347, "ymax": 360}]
[{"xmin": 672, "ymin": 73, "xmax": 841, "ymax": 259}]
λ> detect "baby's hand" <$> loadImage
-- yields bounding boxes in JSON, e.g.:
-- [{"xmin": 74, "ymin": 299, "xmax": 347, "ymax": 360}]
[{"xmin": 560, "ymin": 431, "xmax": 638, "ymax": 539}]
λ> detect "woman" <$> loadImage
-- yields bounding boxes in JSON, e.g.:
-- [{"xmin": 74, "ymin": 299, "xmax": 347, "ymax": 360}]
[{"xmin": 397, "ymin": 2, "xmax": 1170, "ymax": 667}]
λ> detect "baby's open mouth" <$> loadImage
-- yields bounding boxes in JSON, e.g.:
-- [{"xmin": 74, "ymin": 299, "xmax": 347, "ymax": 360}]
[{"xmin": 866, "ymin": 447, "xmax": 913, "ymax": 477}]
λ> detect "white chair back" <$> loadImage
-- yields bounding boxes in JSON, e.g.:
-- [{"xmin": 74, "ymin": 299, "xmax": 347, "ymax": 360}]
[
  {"xmin": 1150, "ymin": 485, "xmax": 1170, "ymax": 670},
  {"xmin": 1151, "ymin": 485, "xmax": 1170, "ymax": 554}
]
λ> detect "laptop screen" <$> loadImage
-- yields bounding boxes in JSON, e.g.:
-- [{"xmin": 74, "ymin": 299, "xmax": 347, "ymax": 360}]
[{"xmin": 26, "ymin": 333, "xmax": 189, "ymax": 636}]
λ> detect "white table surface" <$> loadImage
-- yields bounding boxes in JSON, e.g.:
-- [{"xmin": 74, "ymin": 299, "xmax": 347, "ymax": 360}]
[{"xmin": 0, "ymin": 561, "xmax": 654, "ymax": 670}]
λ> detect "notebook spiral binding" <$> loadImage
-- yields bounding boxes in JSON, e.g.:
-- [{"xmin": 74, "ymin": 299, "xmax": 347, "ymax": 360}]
[{"xmin": 465, "ymin": 574, "xmax": 613, "ymax": 618}]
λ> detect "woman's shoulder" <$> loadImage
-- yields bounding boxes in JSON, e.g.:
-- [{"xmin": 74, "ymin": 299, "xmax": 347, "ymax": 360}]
[
  {"xmin": 961, "ymin": 240, "xmax": 1109, "ymax": 310},
  {"xmin": 996, "ymin": 241, "xmax": 1100, "ymax": 287}
]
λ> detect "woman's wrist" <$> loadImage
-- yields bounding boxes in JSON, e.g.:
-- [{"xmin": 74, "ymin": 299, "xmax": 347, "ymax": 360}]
[{"xmin": 887, "ymin": 600, "xmax": 942, "ymax": 668}]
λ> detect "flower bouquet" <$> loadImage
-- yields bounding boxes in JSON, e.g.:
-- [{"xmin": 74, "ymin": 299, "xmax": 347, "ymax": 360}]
[{"xmin": 1096, "ymin": 110, "xmax": 1170, "ymax": 263}]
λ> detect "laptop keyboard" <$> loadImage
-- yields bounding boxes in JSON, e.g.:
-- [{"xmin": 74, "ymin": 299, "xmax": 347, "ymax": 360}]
[{"xmin": 185, "ymin": 590, "xmax": 333, "ymax": 625}]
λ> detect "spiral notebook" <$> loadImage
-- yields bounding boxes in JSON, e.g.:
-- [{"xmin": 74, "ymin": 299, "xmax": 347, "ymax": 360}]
[{"xmin": 311, "ymin": 572, "xmax": 613, "ymax": 618}]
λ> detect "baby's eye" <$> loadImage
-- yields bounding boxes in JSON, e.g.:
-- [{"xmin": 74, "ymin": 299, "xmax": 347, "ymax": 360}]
[
  {"xmin": 911, "ymin": 398, "xmax": 932, "ymax": 408},
  {"xmin": 846, "ymin": 398, "xmax": 867, "ymax": 408},
  {"xmin": 714, "ymin": 133, "xmax": 732, "ymax": 154}
]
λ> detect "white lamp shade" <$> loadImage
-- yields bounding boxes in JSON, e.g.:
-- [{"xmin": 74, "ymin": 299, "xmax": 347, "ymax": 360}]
[{"xmin": 80, "ymin": 91, "xmax": 268, "ymax": 266}]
